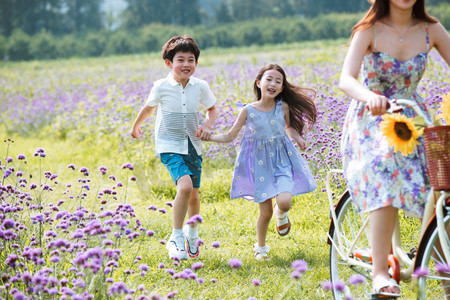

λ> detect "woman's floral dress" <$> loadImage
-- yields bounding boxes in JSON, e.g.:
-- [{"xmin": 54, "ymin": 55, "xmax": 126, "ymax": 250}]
[{"xmin": 341, "ymin": 25, "xmax": 431, "ymax": 217}]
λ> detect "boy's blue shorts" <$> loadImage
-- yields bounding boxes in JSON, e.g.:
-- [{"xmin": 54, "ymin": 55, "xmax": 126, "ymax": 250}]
[{"xmin": 160, "ymin": 140, "xmax": 203, "ymax": 188}]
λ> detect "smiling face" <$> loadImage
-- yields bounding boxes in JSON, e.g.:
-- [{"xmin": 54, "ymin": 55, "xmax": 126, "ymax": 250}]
[
  {"xmin": 256, "ymin": 69, "xmax": 284, "ymax": 100},
  {"xmin": 165, "ymin": 51, "xmax": 198, "ymax": 85}
]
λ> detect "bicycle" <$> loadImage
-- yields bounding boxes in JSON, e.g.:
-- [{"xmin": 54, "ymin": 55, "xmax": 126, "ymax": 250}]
[{"xmin": 326, "ymin": 99, "xmax": 450, "ymax": 299}]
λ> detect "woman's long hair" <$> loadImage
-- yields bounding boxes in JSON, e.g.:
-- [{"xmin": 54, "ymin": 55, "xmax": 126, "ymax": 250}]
[
  {"xmin": 351, "ymin": 0, "xmax": 437, "ymax": 39},
  {"xmin": 253, "ymin": 64, "xmax": 317, "ymax": 135}
]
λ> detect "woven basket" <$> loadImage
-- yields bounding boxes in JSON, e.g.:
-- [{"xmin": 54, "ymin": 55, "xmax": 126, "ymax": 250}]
[{"xmin": 423, "ymin": 125, "xmax": 450, "ymax": 191}]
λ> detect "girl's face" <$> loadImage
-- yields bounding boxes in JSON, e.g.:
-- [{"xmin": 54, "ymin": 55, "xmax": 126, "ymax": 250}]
[
  {"xmin": 165, "ymin": 51, "xmax": 198, "ymax": 84},
  {"xmin": 257, "ymin": 69, "xmax": 284, "ymax": 99}
]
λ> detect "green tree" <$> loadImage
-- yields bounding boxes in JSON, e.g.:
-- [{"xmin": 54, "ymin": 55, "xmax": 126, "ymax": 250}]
[
  {"xmin": 62, "ymin": 0, "xmax": 103, "ymax": 34},
  {"xmin": 122, "ymin": 0, "xmax": 201, "ymax": 29}
]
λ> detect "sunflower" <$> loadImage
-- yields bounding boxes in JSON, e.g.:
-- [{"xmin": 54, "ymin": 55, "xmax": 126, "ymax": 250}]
[
  {"xmin": 379, "ymin": 113, "xmax": 424, "ymax": 156},
  {"xmin": 436, "ymin": 92, "xmax": 450, "ymax": 124}
]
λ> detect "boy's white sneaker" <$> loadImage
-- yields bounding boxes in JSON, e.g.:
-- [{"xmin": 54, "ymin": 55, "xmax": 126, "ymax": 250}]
[
  {"xmin": 166, "ymin": 233, "xmax": 188, "ymax": 260},
  {"xmin": 183, "ymin": 225, "xmax": 199, "ymax": 259}
]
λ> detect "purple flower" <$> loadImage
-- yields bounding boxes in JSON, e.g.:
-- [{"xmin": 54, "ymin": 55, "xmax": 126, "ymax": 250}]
[
  {"xmin": 186, "ymin": 214, "xmax": 203, "ymax": 225},
  {"xmin": 196, "ymin": 239, "xmax": 204, "ymax": 247},
  {"xmin": 166, "ymin": 269, "xmax": 175, "ymax": 275},
  {"xmin": 2, "ymin": 219, "xmax": 15, "ymax": 229},
  {"xmin": 67, "ymin": 164, "xmax": 76, "ymax": 170},
  {"xmin": 158, "ymin": 263, "xmax": 165, "ymax": 269},
  {"xmin": 229, "ymin": 258, "xmax": 242, "ymax": 268},
  {"xmin": 108, "ymin": 281, "xmax": 128, "ymax": 296},
  {"xmin": 348, "ymin": 274, "xmax": 366, "ymax": 285},
  {"xmin": 146, "ymin": 230, "xmax": 155, "ymax": 236},
  {"xmin": 321, "ymin": 280, "xmax": 333, "ymax": 290},
  {"xmin": 99, "ymin": 166, "xmax": 108, "ymax": 175},
  {"xmin": 252, "ymin": 279, "xmax": 261, "ymax": 286},
  {"xmin": 166, "ymin": 291, "xmax": 177, "ymax": 299},
  {"xmin": 191, "ymin": 262, "xmax": 204, "ymax": 271},
  {"xmin": 148, "ymin": 205, "xmax": 157, "ymax": 211},
  {"xmin": 211, "ymin": 241, "xmax": 220, "ymax": 248},
  {"xmin": 121, "ymin": 163, "xmax": 134, "ymax": 170},
  {"xmin": 211, "ymin": 278, "xmax": 218, "ymax": 283},
  {"xmin": 291, "ymin": 259, "xmax": 308, "ymax": 273},
  {"xmin": 436, "ymin": 263, "xmax": 450, "ymax": 273},
  {"xmin": 333, "ymin": 280, "xmax": 346, "ymax": 292},
  {"xmin": 290, "ymin": 270, "xmax": 301, "ymax": 279},
  {"xmin": 165, "ymin": 201, "xmax": 173, "ymax": 207},
  {"xmin": 413, "ymin": 266, "xmax": 429, "ymax": 278},
  {"xmin": 130, "ymin": 176, "xmax": 137, "ymax": 181},
  {"xmin": 197, "ymin": 277, "xmax": 204, "ymax": 284},
  {"xmin": 139, "ymin": 264, "xmax": 149, "ymax": 272},
  {"xmin": 17, "ymin": 154, "xmax": 26, "ymax": 160}
]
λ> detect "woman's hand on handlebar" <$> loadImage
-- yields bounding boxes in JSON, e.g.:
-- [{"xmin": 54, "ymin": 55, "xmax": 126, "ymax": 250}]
[{"xmin": 367, "ymin": 94, "xmax": 390, "ymax": 116}]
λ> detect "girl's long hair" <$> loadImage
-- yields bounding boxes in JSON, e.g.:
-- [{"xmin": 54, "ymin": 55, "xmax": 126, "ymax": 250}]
[
  {"xmin": 351, "ymin": 0, "xmax": 437, "ymax": 39},
  {"xmin": 253, "ymin": 64, "xmax": 317, "ymax": 135}
]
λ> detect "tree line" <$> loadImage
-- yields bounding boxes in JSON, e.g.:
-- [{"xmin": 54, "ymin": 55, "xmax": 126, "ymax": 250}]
[{"xmin": 0, "ymin": 1, "xmax": 448, "ymax": 61}]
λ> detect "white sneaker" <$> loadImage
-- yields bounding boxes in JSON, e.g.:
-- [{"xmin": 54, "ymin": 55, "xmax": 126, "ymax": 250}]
[
  {"xmin": 183, "ymin": 225, "xmax": 199, "ymax": 258},
  {"xmin": 166, "ymin": 233, "xmax": 188, "ymax": 260}
]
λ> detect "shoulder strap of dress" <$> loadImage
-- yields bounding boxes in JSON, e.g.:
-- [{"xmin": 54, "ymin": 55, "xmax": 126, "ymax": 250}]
[
  {"xmin": 373, "ymin": 25, "xmax": 377, "ymax": 51},
  {"xmin": 425, "ymin": 22, "xmax": 429, "ymax": 52}
]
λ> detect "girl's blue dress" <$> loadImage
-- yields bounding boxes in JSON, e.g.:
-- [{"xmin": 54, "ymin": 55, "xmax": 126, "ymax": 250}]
[{"xmin": 231, "ymin": 100, "xmax": 317, "ymax": 203}]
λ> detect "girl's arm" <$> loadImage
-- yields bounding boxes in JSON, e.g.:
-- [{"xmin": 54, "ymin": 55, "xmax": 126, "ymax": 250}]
[
  {"xmin": 130, "ymin": 105, "xmax": 156, "ymax": 138},
  {"xmin": 196, "ymin": 105, "xmax": 218, "ymax": 140},
  {"xmin": 339, "ymin": 27, "xmax": 389, "ymax": 116},
  {"xmin": 206, "ymin": 106, "xmax": 247, "ymax": 143},
  {"xmin": 282, "ymin": 101, "xmax": 307, "ymax": 150},
  {"xmin": 429, "ymin": 21, "xmax": 450, "ymax": 65}
]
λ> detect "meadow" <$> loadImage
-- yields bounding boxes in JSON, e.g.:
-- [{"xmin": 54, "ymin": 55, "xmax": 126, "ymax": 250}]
[{"xmin": 0, "ymin": 39, "xmax": 449, "ymax": 299}]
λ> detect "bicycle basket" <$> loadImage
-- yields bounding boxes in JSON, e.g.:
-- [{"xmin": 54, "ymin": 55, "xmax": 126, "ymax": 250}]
[{"xmin": 423, "ymin": 125, "xmax": 450, "ymax": 191}]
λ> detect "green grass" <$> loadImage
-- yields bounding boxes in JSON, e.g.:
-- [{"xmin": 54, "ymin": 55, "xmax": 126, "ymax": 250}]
[{"xmin": 1, "ymin": 39, "xmax": 444, "ymax": 299}]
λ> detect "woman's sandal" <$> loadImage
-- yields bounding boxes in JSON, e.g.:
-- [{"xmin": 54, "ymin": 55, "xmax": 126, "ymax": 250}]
[
  {"xmin": 274, "ymin": 204, "xmax": 291, "ymax": 236},
  {"xmin": 371, "ymin": 275, "xmax": 400, "ymax": 299}
]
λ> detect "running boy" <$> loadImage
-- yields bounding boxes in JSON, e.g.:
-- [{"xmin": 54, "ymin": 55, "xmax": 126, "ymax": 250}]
[{"xmin": 130, "ymin": 35, "xmax": 217, "ymax": 260}]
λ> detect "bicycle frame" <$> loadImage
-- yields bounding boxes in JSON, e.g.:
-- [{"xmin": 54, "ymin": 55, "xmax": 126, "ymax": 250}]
[{"xmin": 327, "ymin": 170, "xmax": 450, "ymax": 282}]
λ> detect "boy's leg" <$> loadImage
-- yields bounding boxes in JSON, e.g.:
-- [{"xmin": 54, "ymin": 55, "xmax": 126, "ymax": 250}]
[
  {"xmin": 173, "ymin": 175, "xmax": 194, "ymax": 229},
  {"xmin": 184, "ymin": 187, "xmax": 200, "ymax": 258},
  {"xmin": 166, "ymin": 175, "xmax": 193, "ymax": 260}
]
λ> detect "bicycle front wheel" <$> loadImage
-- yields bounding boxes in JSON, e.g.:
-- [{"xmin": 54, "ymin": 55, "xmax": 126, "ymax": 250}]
[
  {"xmin": 329, "ymin": 191, "xmax": 373, "ymax": 299},
  {"xmin": 414, "ymin": 198, "xmax": 450, "ymax": 299}
]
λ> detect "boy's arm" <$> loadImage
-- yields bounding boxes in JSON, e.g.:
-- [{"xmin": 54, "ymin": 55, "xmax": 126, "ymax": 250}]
[
  {"xmin": 130, "ymin": 105, "xmax": 156, "ymax": 138},
  {"xmin": 206, "ymin": 106, "xmax": 247, "ymax": 143},
  {"xmin": 196, "ymin": 105, "xmax": 217, "ymax": 140}
]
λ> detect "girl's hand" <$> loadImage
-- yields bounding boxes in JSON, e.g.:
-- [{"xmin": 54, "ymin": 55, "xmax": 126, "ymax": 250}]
[
  {"xmin": 367, "ymin": 94, "xmax": 389, "ymax": 116},
  {"xmin": 130, "ymin": 128, "xmax": 141, "ymax": 138},
  {"xmin": 196, "ymin": 126, "xmax": 211, "ymax": 140},
  {"xmin": 297, "ymin": 137, "xmax": 307, "ymax": 150}
]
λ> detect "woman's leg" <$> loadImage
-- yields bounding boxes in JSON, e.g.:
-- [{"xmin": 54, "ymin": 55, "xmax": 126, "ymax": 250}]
[{"xmin": 370, "ymin": 206, "xmax": 400, "ymax": 294}]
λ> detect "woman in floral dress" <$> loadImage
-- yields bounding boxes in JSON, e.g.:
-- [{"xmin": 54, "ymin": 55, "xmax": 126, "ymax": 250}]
[{"xmin": 339, "ymin": 0, "xmax": 450, "ymax": 297}]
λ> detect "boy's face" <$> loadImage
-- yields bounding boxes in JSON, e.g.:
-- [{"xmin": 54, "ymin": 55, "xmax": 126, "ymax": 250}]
[{"xmin": 165, "ymin": 51, "xmax": 198, "ymax": 84}]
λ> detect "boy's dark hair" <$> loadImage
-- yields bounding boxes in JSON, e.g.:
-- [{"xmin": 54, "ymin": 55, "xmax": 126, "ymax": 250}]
[{"xmin": 161, "ymin": 35, "xmax": 200, "ymax": 62}]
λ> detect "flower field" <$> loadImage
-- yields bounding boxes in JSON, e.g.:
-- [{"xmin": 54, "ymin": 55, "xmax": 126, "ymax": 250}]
[{"xmin": 0, "ymin": 40, "xmax": 449, "ymax": 299}]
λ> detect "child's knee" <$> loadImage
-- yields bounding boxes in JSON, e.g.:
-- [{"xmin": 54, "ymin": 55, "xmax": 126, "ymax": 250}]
[
  {"xmin": 177, "ymin": 178, "xmax": 193, "ymax": 197},
  {"xmin": 277, "ymin": 198, "xmax": 292, "ymax": 212}
]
